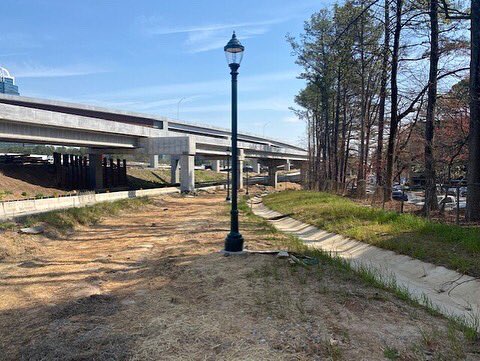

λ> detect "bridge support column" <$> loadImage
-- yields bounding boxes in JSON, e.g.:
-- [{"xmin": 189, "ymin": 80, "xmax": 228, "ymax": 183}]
[
  {"xmin": 238, "ymin": 150, "xmax": 244, "ymax": 190},
  {"xmin": 285, "ymin": 159, "xmax": 291, "ymax": 172},
  {"xmin": 170, "ymin": 156, "xmax": 180, "ymax": 184},
  {"xmin": 88, "ymin": 153, "xmax": 104, "ymax": 190},
  {"xmin": 150, "ymin": 155, "xmax": 159, "ymax": 168},
  {"xmin": 268, "ymin": 165, "xmax": 278, "ymax": 188},
  {"xmin": 251, "ymin": 159, "xmax": 261, "ymax": 174},
  {"xmin": 211, "ymin": 160, "xmax": 221, "ymax": 173},
  {"xmin": 180, "ymin": 154, "xmax": 195, "ymax": 192}
]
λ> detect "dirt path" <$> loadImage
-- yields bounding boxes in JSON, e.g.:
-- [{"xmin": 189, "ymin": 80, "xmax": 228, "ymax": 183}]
[{"xmin": 0, "ymin": 191, "xmax": 478, "ymax": 360}]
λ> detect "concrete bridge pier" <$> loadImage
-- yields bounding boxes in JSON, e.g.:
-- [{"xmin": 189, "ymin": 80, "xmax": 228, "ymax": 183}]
[
  {"xmin": 251, "ymin": 159, "xmax": 261, "ymax": 174},
  {"xmin": 179, "ymin": 154, "xmax": 195, "ymax": 192},
  {"xmin": 211, "ymin": 160, "xmax": 221, "ymax": 173},
  {"xmin": 170, "ymin": 156, "xmax": 180, "ymax": 184},
  {"xmin": 237, "ymin": 149, "xmax": 245, "ymax": 190},
  {"xmin": 285, "ymin": 159, "xmax": 291, "ymax": 172},
  {"xmin": 268, "ymin": 166, "xmax": 278, "ymax": 188},
  {"xmin": 264, "ymin": 159, "xmax": 284, "ymax": 188},
  {"xmin": 150, "ymin": 155, "xmax": 159, "ymax": 168}
]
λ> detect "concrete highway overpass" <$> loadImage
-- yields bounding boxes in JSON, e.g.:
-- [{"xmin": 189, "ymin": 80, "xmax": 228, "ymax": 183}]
[{"xmin": 0, "ymin": 94, "xmax": 307, "ymax": 191}]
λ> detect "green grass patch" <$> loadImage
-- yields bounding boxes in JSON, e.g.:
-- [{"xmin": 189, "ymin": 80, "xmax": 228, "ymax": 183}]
[
  {"xmin": 263, "ymin": 190, "xmax": 480, "ymax": 277},
  {"xmin": 0, "ymin": 190, "xmax": 13, "ymax": 200},
  {"xmin": 239, "ymin": 195, "xmax": 479, "ymax": 341},
  {"xmin": 23, "ymin": 197, "xmax": 152, "ymax": 232},
  {"xmin": 127, "ymin": 168, "xmax": 226, "ymax": 189},
  {"xmin": 0, "ymin": 222, "xmax": 16, "ymax": 231}
]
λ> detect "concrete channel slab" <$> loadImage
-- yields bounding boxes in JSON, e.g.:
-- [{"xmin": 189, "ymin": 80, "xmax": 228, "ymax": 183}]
[{"xmin": 252, "ymin": 198, "xmax": 480, "ymax": 330}]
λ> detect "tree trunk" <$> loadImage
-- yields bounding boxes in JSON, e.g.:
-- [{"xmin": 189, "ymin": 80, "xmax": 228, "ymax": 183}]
[
  {"xmin": 376, "ymin": 0, "xmax": 390, "ymax": 187},
  {"xmin": 467, "ymin": 0, "xmax": 480, "ymax": 221},
  {"xmin": 334, "ymin": 68, "xmax": 341, "ymax": 182},
  {"xmin": 424, "ymin": 0, "xmax": 439, "ymax": 216},
  {"xmin": 385, "ymin": 0, "xmax": 403, "ymax": 201},
  {"xmin": 339, "ymin": 87, "xmax": 348, "ymax": 184},
  {"xmin": 357, "ymin": 2, "xmax": 367, "ymax": 198}
]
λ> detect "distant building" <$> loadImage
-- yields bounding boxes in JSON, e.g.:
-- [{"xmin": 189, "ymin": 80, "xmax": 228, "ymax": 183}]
[{"xmin": 0, "ymin": 67, "xmax": 19, "ymax": 95}]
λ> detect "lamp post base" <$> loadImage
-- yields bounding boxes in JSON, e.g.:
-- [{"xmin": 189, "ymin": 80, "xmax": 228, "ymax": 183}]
[
  {"xmin": 224, "ymin": 231, "xmax": 244, "ymax": 252},
  {"xmin": 220, "ymin": 249, "xmax": 247, "ymax": 256}
]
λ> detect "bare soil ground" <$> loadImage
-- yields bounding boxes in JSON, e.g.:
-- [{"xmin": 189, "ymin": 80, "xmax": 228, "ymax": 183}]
[
  {"xmin": 0, "ymin": 164, "xmax": 228, "ymax": 201},
  {"xmin": 0, "ymin": 189, "xmax": 478, "ymax": 360},
  {"xmin": 0, "ymin": 164, "xmax": 68, "ymax": 200}
]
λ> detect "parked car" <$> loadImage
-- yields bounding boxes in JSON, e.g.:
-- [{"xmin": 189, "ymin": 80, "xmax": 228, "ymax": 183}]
[
  {"xmin": 392, "ymin": 190, "xmax": 408, "ymax": 202},
  {"xmin": 438, "ymin": 195, "xmax": 466, "ymax": 210},
  {"xmin": 243, "ymin": 165, "xmax": 254, "ymax": 173},
  {"xmin": 392, "ymin": 184, "xmax": 402, "ymax": 191}
]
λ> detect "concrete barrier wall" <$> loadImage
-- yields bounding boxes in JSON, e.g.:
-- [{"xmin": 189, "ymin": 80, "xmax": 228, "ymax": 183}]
[
  {"xmin": 0, "ymin": 187, "xmax": 182, "ymax": 220},
  {"xmin": 0, "ymin": 185, "xmax": 224, "ymax": 220}
]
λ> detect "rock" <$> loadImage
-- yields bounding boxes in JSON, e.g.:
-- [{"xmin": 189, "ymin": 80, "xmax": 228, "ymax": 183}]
[
  {"xmin": 19, "ymin": 225, "xmax": 44, "ymax": 235},
  {"xmin": 329, "ymin": 338, "xmax": 339, "ymax": 346},
  {"xmin": 276, "ymin": 251, "xmax": 289, "ymax": 258}
]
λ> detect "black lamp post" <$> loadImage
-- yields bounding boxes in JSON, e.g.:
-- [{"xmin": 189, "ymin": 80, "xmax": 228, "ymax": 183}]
[{"xmin": 224, "ymin": 31, "xmax": 244, "ymax": 252}]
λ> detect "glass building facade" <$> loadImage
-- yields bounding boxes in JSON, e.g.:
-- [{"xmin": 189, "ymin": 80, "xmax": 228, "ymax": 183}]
[
  {"xmin": 0, "ymin": 77, "xmax": 19, "ymax": 95},
  {"xmin": 0, "ymin": 67, "xmax": 19, "ymax": 95}
]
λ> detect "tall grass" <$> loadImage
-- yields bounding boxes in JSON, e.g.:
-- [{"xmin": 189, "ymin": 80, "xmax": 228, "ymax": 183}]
[{"xmin": 264, "ymin": 191, "xmax": 480, "ymax": 276}]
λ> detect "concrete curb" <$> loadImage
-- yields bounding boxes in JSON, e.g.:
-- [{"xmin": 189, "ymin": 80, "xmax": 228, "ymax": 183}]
[
  {"xmin": 252, "ymin": 196, "xmax": 480, "ymax": 330},
  {"xmin": 0, "ymin": 185, "xmax": 222, "ymax": 220}
]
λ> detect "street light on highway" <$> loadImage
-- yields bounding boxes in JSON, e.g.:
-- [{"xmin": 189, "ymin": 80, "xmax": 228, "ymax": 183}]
[
  {"xmin": 224, "ymin": 31, "xmax": 245, "ymax": 253},
  {"xmin": 176, "ymin": 96, "xmax": 188, "ymax": 120},
  {"xmin": 262, "ymin": 121, "xmax": 271, "ymax": 137}
]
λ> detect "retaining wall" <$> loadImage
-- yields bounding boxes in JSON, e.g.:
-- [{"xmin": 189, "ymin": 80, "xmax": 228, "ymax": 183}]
[{"xmin": 0, "ymin": 187, "xmax": 184, "ymax": 220}]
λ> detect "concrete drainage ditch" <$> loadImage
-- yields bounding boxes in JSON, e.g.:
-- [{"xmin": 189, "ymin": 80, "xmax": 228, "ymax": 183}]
[{"xmin": 251, "ymin": 195, "xmax": 480, "ymax": 331}]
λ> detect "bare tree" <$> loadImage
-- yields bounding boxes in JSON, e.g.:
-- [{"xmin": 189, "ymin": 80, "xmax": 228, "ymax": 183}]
[
  {"xmin": 375, "ymin": 0, "xmax": 390, "ymax": 189},
  {"xmin": 423, "ymin": 0, "xmax": 440, "ymax": 216},
  {"xmin": 385, "ymin": 0, "xmax": 403, "ymax": 200},
  {"xmin": 467, "ymin": 0, "xmax": 480, "ymax": 220}
]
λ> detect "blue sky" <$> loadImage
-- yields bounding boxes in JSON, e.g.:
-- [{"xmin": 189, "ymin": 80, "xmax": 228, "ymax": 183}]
[{"xmin": 1, "ymin": 0, "xmax": 331, "ymax": 145}]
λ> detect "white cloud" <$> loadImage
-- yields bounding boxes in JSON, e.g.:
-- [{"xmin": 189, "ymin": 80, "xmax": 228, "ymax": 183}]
[
  {"xmin": 282, "ymin": 115, "xmax": 302, "ymax": 123},
  {"xmin": 12, "ymin": 63, "xmax": 108, "ymax": 78},
  {"xmin": 181, "ymin": 96, "xmax": 294, "ymax": 113},
  {"xmin": 90, "ymin": 69, "xmax": 299, "ymax": 101},
  {"xmin": 140, "ymin": 18, "xmax": 285, "ymax": 36},
  {"xmin": 138, "ymin": 17, "xmax": 287, "ymax": 53}
]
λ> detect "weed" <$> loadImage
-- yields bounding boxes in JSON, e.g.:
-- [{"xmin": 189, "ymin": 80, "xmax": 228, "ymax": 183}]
[
  {"xmin": 0, "ymin": 222, "xmax": 16, "ymax": 231},
  {"xmin": 324, "ymin": 338, "xmax": 343, "ymax": 360},
  {"xmin": 383, "ymin": 346, "xmax": 399, "ymax": 360},
  {"xmin": 0, "ymin": 190, "xmax": 13, "ymax": 200}
]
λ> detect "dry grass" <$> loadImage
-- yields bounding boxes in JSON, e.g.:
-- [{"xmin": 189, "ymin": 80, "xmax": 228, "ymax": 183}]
[
  {"xmin": 0, "ymin": 190, "xmax": 478, "ymax": 360},
  {"xmin": 127, "ymin": 167, "xmax": 226, "ymax": 189}
]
